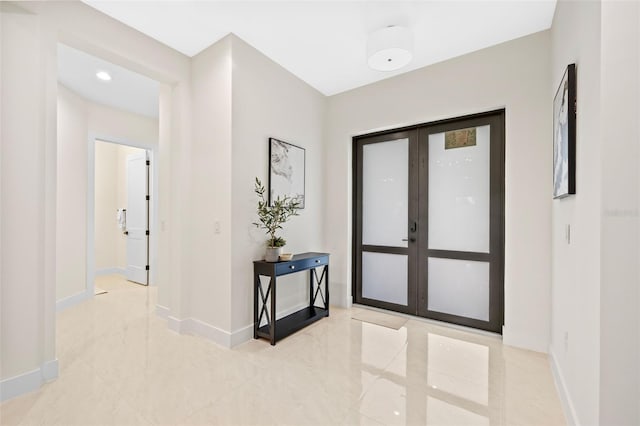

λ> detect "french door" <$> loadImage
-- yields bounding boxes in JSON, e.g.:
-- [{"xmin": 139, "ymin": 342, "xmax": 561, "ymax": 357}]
[{"xmin": 353, "ymin": 110, "xmax": 504, "ymax": 333}]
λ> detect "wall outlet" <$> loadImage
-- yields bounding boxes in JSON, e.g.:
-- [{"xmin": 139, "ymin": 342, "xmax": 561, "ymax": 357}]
[{"xmin": 214, "ymin": 221, "xmax": 221, "ymax": 234}]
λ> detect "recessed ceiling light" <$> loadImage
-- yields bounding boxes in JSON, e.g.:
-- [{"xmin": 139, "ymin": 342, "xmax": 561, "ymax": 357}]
[
  {"xmin": 367, "ymin": 26, "xmax": 413, "ymax": 72},
  {"xmin": 96, "ymin": 71, "xmax": 112, "ymax": 81}
]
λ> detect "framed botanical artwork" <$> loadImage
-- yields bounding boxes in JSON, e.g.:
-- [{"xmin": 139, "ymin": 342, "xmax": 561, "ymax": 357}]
[
  {"xmin": 553, "ymin": 63, "xmax": 576, "ymax": 199},
  {"xmin": 269, "ymin": 138, "xmax": 305, "ymax": 208}
]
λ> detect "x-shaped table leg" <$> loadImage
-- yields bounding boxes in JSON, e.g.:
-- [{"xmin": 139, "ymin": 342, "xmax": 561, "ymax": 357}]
[
  {"xmin": 311, "ymin": 266, "xmax": 327, "ymax": 308},
  {"xmin": 257, "ymin": 276, "xmax": 272, "ymax": 329}
]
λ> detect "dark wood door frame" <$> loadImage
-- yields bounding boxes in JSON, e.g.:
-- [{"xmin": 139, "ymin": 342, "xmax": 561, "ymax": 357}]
[
  {"xmin": 352, "ymin": 129, "xmax": 418, "ymax": 315},
  {"xmin": 416, "ymin": 112, "xmax": 505, "ymax": 333},
  {"xmin": 352, "ymin": 109, "xmax": 505, "ymax": 333}
]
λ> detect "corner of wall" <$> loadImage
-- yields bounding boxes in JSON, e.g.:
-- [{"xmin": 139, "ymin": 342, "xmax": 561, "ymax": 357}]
[
  {"xmin": 0, "ymin": 359, "xmax": 59, "ymax": 403},
  {"xmin": 549, "ymin": 346, "xmax": 579, "ymax": 426},
  {"xmin": 188, "ymin": 34, "xmax": 234, "ymax": 333}
]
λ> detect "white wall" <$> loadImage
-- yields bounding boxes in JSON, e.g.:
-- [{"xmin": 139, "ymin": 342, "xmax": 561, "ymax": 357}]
[
  {"xmin": 56, "ymin": 85, "xmax": 89, "ymax": 301},
  {"xmin": 189, "ymin": 35, "xmax": 233, "ymax": 333},
  {"xmin": 230, "ymin": 35, "xmax": 326, "ymax": 334},
  {"xmin": 94, "ymin": 141, "xmax": 119, "ymax": 271},
  {"xmin": 1, "ymin": 4, "xmax": 50, "ymax": 387},
  {"xmin": 1, "ymin": 0, "xmax": 190, "ymax": 399},
  {"xmin": 549, "ymin": 2, "xmax": 602, "ymax": 424},
  {"xmin": 598, "ymin": 1, "xmax": 639, "ymax": 424},
  {"xmin": 550, "ymin": 2, "xmax": 640, "ymax": 424},
  {"xmin": 324, "ymin": 31, "xmax": 552, "ymax": 352},
  {"xmin": 186, "ymin": 34, "xmax": 326, "ymax": 343},
  {"xmin": 56, "ymin": 84, "xmax": 158, "ymax": 301}
]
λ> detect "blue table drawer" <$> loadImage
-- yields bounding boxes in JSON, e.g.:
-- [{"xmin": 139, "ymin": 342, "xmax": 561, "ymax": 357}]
[{"xmin": 275, "ymin": 255, "xmax": 328, "ymax": 276}]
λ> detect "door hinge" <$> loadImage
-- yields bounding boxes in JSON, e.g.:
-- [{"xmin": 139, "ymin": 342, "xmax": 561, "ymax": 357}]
[
  {"xmin": 146, "ymin": 160, "xmax": 150, "ymax": 166},
  {"xmin": 145, "ymin": 265, "xmax": 149, "ymax": 271},
  {"xmin": 146, "ymin": 230, "xmax": 150, "ymax": 236},
  {"xmin": 146, "ymin": 195, "xmax": 150, "ymax": 201}
]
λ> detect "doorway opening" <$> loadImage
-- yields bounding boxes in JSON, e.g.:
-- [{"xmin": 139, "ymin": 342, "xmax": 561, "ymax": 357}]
[
  {"xmin": 352, "ymin": 110, "xmax": 505, "ymax": 333},
  {"xmin": 94, "ymin": 140, "xmax": 151, "ymax": 290},
  {"xmin": 55, "ymin": 42, "xmax": 160, "ymax": 310}
]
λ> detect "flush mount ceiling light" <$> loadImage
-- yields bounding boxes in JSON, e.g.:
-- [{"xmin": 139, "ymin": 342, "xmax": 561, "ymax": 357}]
[
  {"xmin": 95, "ymin": 70, "xmax": 112, "ymax": 81},
  {"xmin": 367, "ymin": 25, "xmax": 413, "ymax": 72}
]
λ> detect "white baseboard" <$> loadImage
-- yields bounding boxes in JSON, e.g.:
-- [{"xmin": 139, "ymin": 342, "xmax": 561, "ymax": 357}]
[
  {"xmin": 167, "ymin": 315, "xmax": 184, "ymax": 334},
  {"xmin": 41, "ymin": 359, "xmax": 59, "ymax": 382},
  {"xmin": 155, "ymin": 304, "xmax": 170, "ymax": 320},
  {"xmin": 0, "ymin": 368, "xmax": 40, "ymax": 402},
  {"xmin": 166, "ymin": 315, "xmax": 231, "ymax": 347},
  {"xmin": 95, "ymin": 267, "xmax": 126, "ymax": 276},
  {"xmin": 549, "ymin": 347, "xmax": 579, "ymax": 426},
  {"xmin": 230, "ymin": 324, "xmax": 254, "ymax": 347},
  {"xmin": 162, "ymin": 302, "xmax": 312, "ymax": 348},
  {"xmin": 56, "ymin": 288, "xmax": 93, "ymax": 312},
  {"xmin": 187, "ymin": 317, "xmax": 232, "ymax": 347},
  {"xmin": 0, "ymin": 359, "xmax": 59, "ymax": 402}
]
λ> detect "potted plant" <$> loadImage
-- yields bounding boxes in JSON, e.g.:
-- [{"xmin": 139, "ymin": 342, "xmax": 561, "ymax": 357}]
[{"xmin": 253, "ymin": 177, "xmax": 300, "ymax": 262}]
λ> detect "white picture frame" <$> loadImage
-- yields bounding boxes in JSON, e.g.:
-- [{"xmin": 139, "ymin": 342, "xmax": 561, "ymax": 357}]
[{"xmin": 269, "ymin": 138, "xmax": 305, "ymax": 208}]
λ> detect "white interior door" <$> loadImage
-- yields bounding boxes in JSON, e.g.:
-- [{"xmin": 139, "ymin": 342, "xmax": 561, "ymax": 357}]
[{"xmin": 126, "ymin": 151, "xmax": 149, "ymax": 285}]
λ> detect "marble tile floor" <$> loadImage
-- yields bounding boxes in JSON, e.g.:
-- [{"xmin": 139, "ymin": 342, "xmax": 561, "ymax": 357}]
[{"xmin": 1, "ymin": 274, "xmax": 566, "ymax": 425}]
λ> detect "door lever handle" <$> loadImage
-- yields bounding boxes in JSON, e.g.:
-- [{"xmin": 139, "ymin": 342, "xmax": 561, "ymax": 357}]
[{"xmin": 402, "ymin": 237, "xmax": 416, "ymax": 242}]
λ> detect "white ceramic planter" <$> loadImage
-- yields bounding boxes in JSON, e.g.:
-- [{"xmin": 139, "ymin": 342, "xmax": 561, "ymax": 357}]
[{"xmin": 265, "ymin": 247, "xmax": 282, "ymax": 262}]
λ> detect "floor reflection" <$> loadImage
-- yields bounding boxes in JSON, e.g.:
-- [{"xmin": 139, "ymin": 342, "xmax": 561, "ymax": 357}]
[{"xmin": 354, "ymin": 309, "xmax": 564, "ymax": 425}]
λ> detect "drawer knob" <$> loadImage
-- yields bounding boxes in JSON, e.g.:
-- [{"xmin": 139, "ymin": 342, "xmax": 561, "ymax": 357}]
[
  {"xmin": 315, "ymin": 260, "xmax": 320, "ymax": 263},
  {"xmin": 290, "ymin": 265, "xmax": 295, "ymax": 270}
]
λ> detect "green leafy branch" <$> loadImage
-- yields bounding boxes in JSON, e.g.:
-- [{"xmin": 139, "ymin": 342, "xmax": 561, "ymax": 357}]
[{"xmin": 253, "ymin": 177, "xmax": 300, "ymax": 247}]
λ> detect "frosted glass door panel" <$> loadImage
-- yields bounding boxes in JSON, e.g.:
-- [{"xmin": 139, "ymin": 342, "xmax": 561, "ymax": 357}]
[
  {"xmin": 428, "ymin": 126, "xmax": 490, "ymax": 252},
  {"xmin": 427, "ymin": 258, "xmax": 489, "ymax": 321},
  {"xmin": 362, "ymin": 252, "xmax": 408, "ymax": 305},
  {"xmin": 362, "ymin": 139, "xmax": 408, "ymax": 248}
]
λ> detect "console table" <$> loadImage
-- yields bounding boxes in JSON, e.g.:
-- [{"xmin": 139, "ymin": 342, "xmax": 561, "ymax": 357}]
[{"xmin": 254, "ymin": 252, "xmax": 329, "ymax": 345}]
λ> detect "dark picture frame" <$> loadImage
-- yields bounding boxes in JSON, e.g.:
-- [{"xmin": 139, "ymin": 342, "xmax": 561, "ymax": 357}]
[
  {"xmin": 269, "ymin": 138, "xmax": 305, "ymax": 208},
  {"xmin": 553, "ymin": 63, "xmax": 576, "ymax": 199}
]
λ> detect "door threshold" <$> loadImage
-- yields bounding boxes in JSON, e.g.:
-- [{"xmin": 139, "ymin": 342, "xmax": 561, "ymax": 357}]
[{"xmin": 352, "ymin": 303, "xmax": 502, "ymax": 340}]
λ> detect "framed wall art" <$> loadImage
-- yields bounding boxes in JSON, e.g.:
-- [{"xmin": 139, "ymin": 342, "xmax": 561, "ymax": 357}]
[
  {"xmin": 553, "ymin": 63, "xmax": 576, "ymax": 199},
  {"xmin": 269, "ymin": 138, "xmax": 305, "ymax": 208}
]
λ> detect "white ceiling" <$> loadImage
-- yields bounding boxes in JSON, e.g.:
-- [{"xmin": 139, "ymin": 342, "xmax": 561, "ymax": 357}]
[
  {"xmin": 57, "ymin": 43, "xmax": 160, "ymax": 118},
  {"xmin": 84, "ymin": 0, "xmax": 557, "ymax": 96},
  {"xmin": 59, "ymin": 1, "xmax": 556, "ymax": 117}
]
